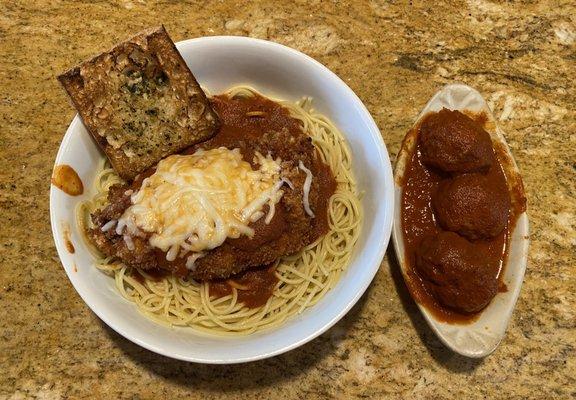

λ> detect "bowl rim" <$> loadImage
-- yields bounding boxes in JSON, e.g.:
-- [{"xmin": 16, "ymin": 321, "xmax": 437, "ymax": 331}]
[{"xmin": 50, "ymin": 35, "xmax": 394, "ymax": 363}]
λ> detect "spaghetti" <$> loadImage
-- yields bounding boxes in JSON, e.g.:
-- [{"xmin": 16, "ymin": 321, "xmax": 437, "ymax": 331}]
[{"xmin": 78, "ymin": 86, "xmax": 362, "ymax": 335}]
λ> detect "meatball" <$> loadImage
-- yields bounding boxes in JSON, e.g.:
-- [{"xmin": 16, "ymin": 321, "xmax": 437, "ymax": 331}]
[
  {"xmin": 433, "ymin": 173, "xmax": 510, "ymax": 240},
  {"xmin": 415, "ymin": 231, "xmax": 499, "ymax": 313},
  {"xmin": 419, "ymin": 108, "xmax": 494, "ymax": 174}
]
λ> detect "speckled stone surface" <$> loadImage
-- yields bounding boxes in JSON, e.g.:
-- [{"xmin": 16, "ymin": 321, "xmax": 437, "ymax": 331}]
[{"xmin": 1, "ymin": 1, "xmax": 575, "ymax": 399}]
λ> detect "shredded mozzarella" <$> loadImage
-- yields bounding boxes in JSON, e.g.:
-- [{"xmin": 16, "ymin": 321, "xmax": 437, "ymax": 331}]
[
  {"xmin": 186, "ymin": 252, "xmax": 204, "ymax": 271},
  {"xmin": 101, "ymin": 219, "xmax": 117, "ymax": 232},
  {"xmin": 265, "ymin": 199, "xmax": 276, "ymax": 224},
  {"xmin": 265, "ymin": 189, "xmax": 284, "ymax": 224},
  {"xmin": 282, "ymin": 177, "xmax": 295, "ymax": 190},
  {"xmin": 250, "ymin": 211, "xmax": 265, "ymax": 223},
  {"xmin": 116, "ymin": 148, "xmax": 285, "ymax": 255},
  {"xmin": 166, "ymin": 244, "xmax": 180, "ymax": 261},
  {"xmin": 240, "ymin": 179, "xmax": 285, "ymax": 223},
  {"xmin": 123, "ymin": 234, "xmax": 135, "ymax": 251},
  {"xmin": 298, "ymin": 161, "xmax": 315, "ymax": 218},
  {"xmin": 115, "ymin": 219, "xmax": 126, "ymax": 235}
]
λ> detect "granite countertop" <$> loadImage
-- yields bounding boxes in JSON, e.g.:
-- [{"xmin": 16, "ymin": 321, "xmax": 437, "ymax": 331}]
[{"xmin": 1, "ymin": 0, "xmax": 575, "ymax": 398}]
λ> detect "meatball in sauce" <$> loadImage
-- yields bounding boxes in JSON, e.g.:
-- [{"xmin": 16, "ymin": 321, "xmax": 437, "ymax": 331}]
[
  {"xmin": 416, "ymin": 232, "xmax": 499, "ymax": 314},
  {"xmin": 401, "ymin": 108, "xmax": 512, "ymax": 322},
  {"xmin": 419, "ymin": 109, "xmax": 494, "ymax": 174},
  {"xmin": 433, "ymin": 173, "xmax": 510, "ymax": 240}
]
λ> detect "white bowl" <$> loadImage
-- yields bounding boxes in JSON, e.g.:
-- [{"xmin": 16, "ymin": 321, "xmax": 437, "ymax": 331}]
[
  {"xmin": 50, "ymin": 36, "xmax": 394, "ymax": 363},
  {"xmin": 392, "ymin": 83, "xmax": 529, "ymax": 358}
]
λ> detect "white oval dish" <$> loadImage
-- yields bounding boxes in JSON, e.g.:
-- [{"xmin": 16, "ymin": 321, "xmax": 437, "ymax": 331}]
[
  {"xmin": 392, "ymin": 83, "xmax": 529, "ymax": 358},
  {"xmin": 50, "ymin": 36, "xmax": 394, "ymax": 363}
]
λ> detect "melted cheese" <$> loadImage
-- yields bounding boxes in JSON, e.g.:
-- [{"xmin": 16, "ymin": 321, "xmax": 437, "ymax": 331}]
[
  {"xmin": 117, "ymin": 147, "xmax": 283, "ymax": 259},
  {"xmin": 299, "ymin": 161, "xmax": 315, "ymax": 218}
]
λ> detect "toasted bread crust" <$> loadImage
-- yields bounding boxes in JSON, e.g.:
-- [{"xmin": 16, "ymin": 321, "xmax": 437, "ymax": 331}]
[{"xmin": 58, "ymin": 26, "xmax": 219, "ymax": 180}]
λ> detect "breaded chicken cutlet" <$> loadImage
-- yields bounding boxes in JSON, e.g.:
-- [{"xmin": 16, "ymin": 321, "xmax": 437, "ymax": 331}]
[{"xmin": 88, "ymin": 94, "xmax": 336, "ymax": 281}]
